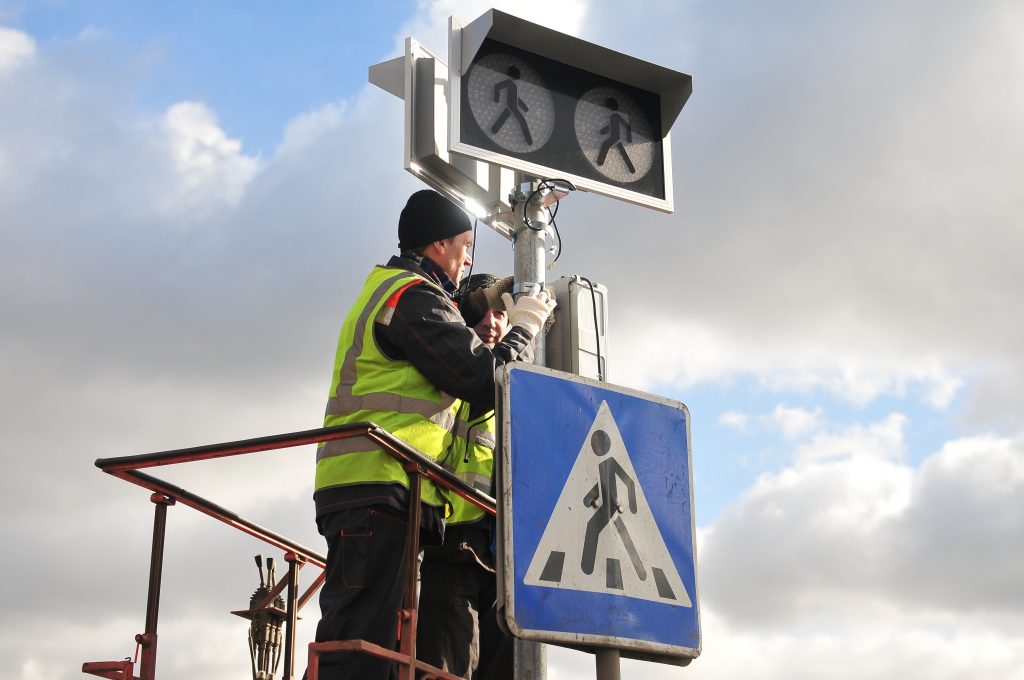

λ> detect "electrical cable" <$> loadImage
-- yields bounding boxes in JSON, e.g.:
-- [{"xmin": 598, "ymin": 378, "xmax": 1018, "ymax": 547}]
[
  {"xmin": 549, "ymin": 189, "xmax": 562, "ymax": 221},
  {"xmin": 547, "ymin": 187, "xmax": 563, "ymax": 264},
  {"xmin": 463, "ymin": 215, "xmax": 479, "ymax": 285},
  {"xmin": 448, "ymin": 217, "xmax": 479, "ymax": 468},
  {"xmin": 578, "ymin": 276, "xmax": 605, "ymax": 382},
  {"xmin": 522, "ymin": 178, "xmax": 576, "ymax": 232},
  {"xmin": 464, "ymin": 411, "xmax": 496, "ymax": 464},
  {"xmin": 549, "ymin": 217, "xmax": 563, "ymax": 266},
  {"xmin": 521, "ymin": 178, "xmax": 574, "ymax": 267},
  {"xmin": 442, "ymin": 400, "xmax": 471, "ymax": 471}
]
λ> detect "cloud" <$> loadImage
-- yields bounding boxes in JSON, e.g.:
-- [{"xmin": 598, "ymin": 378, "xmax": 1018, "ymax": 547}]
[
  {"xmin": 0, "ymin": 26, "xmax": 34, "ymax": 76},
  {"xmin": 794, "ymin": 412, "xmax": 905, "ymax": 465},
  {"xmin": 701, "ymin": 421, "xmax": 1024, "ymax": 629},
  {"xmin": 629, "ymin": 609, "xmax": 1024, "ymax": 680},
  {"xmin": 882, "ymin": 432, "xmax": 1024, "ymax": 611},
  {"xmin": 555, "ymin": 0, "xmax": 1024, "ymax": 425},
  {"xmin": 275, "ymin": 101, "xmax": 347, "ymax": 157},
  {"xmin": 159, "ymin": 101, "xmax": 260, "ymax": 219},
  {"xmin": 549, "ymin": 606, "xmax": 1024, "ymax": 680},
  {"xmin": 0, "ymin": 19, "xmax": 404, "ymax": 679},
  {"xmin": 769, "ymin": 404, "xmax": 822, "ymax": 440},
  {"xmin": 718, "ymin": 410, "xmax": 747, "ymax": 432},
  {"xmin": 397, "ymin": 0, "xmax": 588, "ymax": 57},
  {"xmin": 611, "ymin": 317, "xmax": 967, "ymax": 409}
]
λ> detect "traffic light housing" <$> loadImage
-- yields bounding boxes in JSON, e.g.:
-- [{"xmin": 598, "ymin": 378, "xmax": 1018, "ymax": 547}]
[{"xmin": 449, "ymin": 10, "xmax": 692, "ymax": 213}]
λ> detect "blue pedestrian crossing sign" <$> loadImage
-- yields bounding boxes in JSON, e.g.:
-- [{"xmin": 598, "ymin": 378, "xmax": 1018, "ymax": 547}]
[{"xmin": 498, "ymin": 364, "xmax": 700, "ymax": 663}]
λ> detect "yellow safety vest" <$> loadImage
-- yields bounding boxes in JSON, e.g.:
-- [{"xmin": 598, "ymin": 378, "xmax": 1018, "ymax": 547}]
[
  {"xmin": 444, "ymin": 409, "xmax": 497, "ymax": 525},
  {"xmin": 315, "ymin": 266, "xmax": 465, "ymax": 508}
]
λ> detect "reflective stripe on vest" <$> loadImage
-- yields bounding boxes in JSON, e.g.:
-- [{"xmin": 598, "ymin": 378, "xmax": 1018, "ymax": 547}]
[
  {"xmin": 315, "ymin": 266, "xmax": 464, "ymax": 508},
  {"xmin": 443, "ymin": 410, "xmax": 497, "ymax": 525}
]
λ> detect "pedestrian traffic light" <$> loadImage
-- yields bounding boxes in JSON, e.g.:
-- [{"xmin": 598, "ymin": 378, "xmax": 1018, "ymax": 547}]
[{"xmin": 448, "ymin": 10, "xmax": 692, "ymax": 213}]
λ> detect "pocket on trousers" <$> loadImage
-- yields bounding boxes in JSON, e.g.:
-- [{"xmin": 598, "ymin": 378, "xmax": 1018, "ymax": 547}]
[{"xmin": 338, "ymin": 510, "xmax": 372, "ymax": 589}]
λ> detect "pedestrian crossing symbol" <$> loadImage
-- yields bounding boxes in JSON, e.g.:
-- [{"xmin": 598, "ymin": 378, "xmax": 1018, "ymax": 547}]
[
  {"xmin": 524, "ymin": 401, "xmax": 691, "ymax": 607},
  {"xmin": 501, "ymin": 363, "xmax": 699, "ymax": 660}
]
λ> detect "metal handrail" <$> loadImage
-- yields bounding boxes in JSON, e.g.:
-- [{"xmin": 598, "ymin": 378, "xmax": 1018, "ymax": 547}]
[{"xmin": 83, "ymin": 422, "xmax": 496, "ymax": 680}]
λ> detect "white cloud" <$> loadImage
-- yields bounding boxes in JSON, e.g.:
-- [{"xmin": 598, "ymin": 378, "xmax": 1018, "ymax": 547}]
[
  {"xmin": 694, "ymin": 612, "xmax": 1021, "ymax": 680},
  {"xmin": 880, "ymin": 432, "xmax": 1024, "ymax": 611},
  {"xmin": 794, "ymin": 412, "xmax": 906, "ymax": 465},
  {"xmin": 160, "ymin": 101, "xmax": 260, "ymax": 218},
  {"xmin": 701, "ymin": 423, "xmax": 1024, "ymax": 629},
  {"xmin": 0, "ymin": 26, "xmax": 34, "ymax": 76},
  {"xmin": 769, "ymin": 404, "xmax": 821, "ymax": 439},
  {"xmin": 718, "ymin": 410, "xmax": 747, "ymax": 431},
  {"xmin": 397, "ymin": 0, "xmax": 588, "ymax": 57},
  {"xmin": 612, "ymin": 317, "xmax": 968, "ymax": 410},
  {"xmin": 275, "ymin": 101, "xmax": 347, "ymax": 157},
  {"xmin": 550, "ymin": 608, "xmax": 1024, "ymax": 680},
  {"xmin": 925, "ymin": 433, "xmax": 1024, "ymax": 491}
]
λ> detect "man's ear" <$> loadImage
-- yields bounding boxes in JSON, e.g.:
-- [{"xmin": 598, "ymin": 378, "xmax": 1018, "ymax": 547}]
[{"xmin": 422, "ymin": 240, "xmax": 444, "ymax": 259}]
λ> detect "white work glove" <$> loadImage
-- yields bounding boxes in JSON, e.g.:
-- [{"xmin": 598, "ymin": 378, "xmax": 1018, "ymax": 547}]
[{"xmin": 501, "ymin": 288, "xmax": 557, "ymax": 338}]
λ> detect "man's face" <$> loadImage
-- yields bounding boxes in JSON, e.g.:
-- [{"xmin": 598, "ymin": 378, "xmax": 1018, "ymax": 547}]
[
  {"xmin": 434, "ymin": 231, "xmax": 474, "ymax": 284},
  {"xmin": 473, "ymin": 307, "xmax": 510, "ymax": 347}
]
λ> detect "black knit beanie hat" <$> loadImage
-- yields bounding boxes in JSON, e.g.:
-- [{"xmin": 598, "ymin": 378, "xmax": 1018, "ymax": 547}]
[{"xmin": 398, "ymin": 190, "xmax": 472, "ymax": 251}]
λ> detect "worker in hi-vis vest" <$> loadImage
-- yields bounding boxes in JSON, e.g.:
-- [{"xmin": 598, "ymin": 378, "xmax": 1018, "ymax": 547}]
[
  {"xmin": 310, "ymin": 190, "xmax": 556, "ymax": 680},
  {"xmin": 418, "ymin": 273, "xmax": 521, "ymax": 679}
]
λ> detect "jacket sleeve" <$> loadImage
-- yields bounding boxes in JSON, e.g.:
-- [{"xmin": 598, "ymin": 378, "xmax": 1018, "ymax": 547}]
[{"xmin": 378, "ymin": 282, "xmax": 535, "ymax": 406}]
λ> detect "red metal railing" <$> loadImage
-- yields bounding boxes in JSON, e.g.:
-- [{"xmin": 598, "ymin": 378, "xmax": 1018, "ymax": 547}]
[{"xmin": 82, "ymin": 421, "xmax": 497, "ymax": 680}]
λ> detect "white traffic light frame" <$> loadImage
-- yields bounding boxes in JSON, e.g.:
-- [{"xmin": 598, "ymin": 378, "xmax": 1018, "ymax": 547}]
[{"xmin": 370, "ymin": 39, "xmax": 517, "ymax": 239}]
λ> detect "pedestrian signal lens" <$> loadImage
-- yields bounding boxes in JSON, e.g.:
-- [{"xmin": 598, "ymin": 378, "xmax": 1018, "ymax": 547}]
[{"xmin": 460, "ymin": 39, "xmax": 666, "ymax": 201}]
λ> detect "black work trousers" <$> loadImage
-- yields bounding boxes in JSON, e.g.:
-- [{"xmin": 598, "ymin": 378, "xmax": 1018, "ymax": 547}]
[
  {"xmin": 311, "ymin": 507, "xmax": 410, "ymax": 680},
  {"xmin": 416, "ymin": 530, "xmax": 513, "ymax": 679}
]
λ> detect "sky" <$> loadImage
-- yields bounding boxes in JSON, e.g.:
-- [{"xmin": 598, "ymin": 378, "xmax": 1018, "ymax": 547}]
[{"xmin": 1, "ymin": 0, "xmax": 1023, "ymax": 678}]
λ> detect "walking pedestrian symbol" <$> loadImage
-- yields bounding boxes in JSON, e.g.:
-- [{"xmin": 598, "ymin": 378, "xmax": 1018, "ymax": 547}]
[
  {"xmin": 574, "ymin": 86, "xmax": 656, "ymax": 183},
  {"xmin": 524, "ymin": 401, "xmax": 692, "ymax": 607},
  {"xmin": 465, "ymin": 52, "xmax": 555, "ymax": 153},
  {"xmin": 490, "ymin": 66, "xmax": 533, "ymax": 145},
  {"xmin": 596, "ymin": 97, "xmax": 635, "ymax": 174}
]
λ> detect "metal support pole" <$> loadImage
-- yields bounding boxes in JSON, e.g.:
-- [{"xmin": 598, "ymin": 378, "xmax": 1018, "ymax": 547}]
[
  {"xmin": 514, "ymin": 640, "xmax": 547, "ymax": 680},
  {"xmin": 512, "ymin": 174, "xmax": 548, "ymax": 680},
  {"xmin": 138, "ymin": 493, "xmax": 174, "ymax": 680},
  {"xmin": 398, "ymin": 464, "xmax": 423, "ymax": 680},
  {"xmin": 596, "ymin": 649, "xmax": 621, "ymax": 680},
  {"xmin": 513, "ymin": 176, "xmax": 549, "ymax": 366},
  {"xmin": 283, "ymin": 552, "xmax": 303, "ymax": 680}
]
